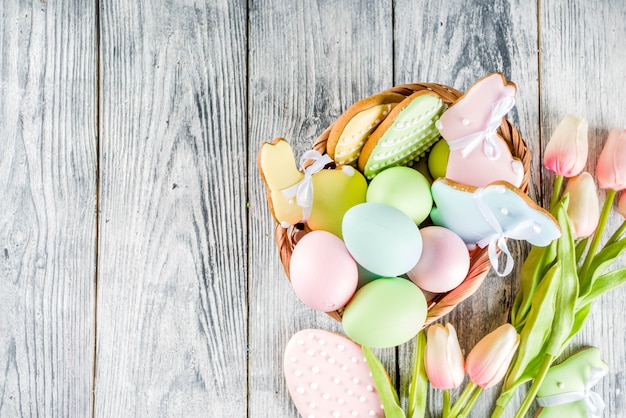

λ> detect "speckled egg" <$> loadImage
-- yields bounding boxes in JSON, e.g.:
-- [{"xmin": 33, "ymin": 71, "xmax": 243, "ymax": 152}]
[
  {"xmin": 342, "ymin": 202, "xmax": 422, "ymax": 277},
  {"xmin": 341, "ymin": 277, "xmax": 427, "ymax": 348},
  {"xmin": 289, "ymin": 230, "xmax": 358, "ymax": 312},
  {"xmin": 407, "ymin": 226, "xmax": 470, "ymax": 293}
]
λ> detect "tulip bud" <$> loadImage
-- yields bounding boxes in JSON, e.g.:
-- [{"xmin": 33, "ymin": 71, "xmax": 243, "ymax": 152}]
[
  {"xmin": 563, "ymin": 172, "xmax": 600, "ymax": 238},
  {"xmin": 544, "ymin": 115, "xmax": 588, "ymax": 177},
  {"xmin": 619, "ymin": 192, "xmax": 626, "ymax": 219},
  {"xmin": 465, "ymin": 324, "xmax": 520, "ymax": 388},
  {"xmin": 425, "ymin": 323, "xmax": 465, "ymax": 389},
  {"xmin": 597, "ymin": 128, "xmax": 626, "ymax": 190}
]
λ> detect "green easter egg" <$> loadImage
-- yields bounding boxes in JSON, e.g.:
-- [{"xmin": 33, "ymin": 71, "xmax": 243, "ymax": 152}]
[
  {"xmin": 308, "ymin": 166, "xmax": 368, "ymax": 239},
  {"xmin": 342, "ymin": 277, "xmax": 427, "ymax": 348},
  {"xmin": 428, "ymin": 139, "xmax": 449, "ymax": 179},
  {"xmin": 366, "ymin": 166, "xmax": 433, "ymax": 224}
]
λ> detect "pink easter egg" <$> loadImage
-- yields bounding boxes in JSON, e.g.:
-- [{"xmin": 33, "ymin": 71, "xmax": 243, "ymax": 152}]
[
  {"xmin": 407, "ymin": 226, "xmax": 470, "ymax": 293},
  {"xmin": 289, "ymin": 230, "xmax": 358, "ymax": 312}
]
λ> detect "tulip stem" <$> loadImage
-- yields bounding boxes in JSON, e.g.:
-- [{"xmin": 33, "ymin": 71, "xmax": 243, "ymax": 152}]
[
  {"xmin": 448, "ymin": 382, "xmax": 477, "ymax": 418},
  {"xmin": 579, "ymin": 189, "xmax": 617, "ymax": 280},
  {"xmin": 442, "ymin": 390, "xmax": 451, "ymax": 417},
  {"xmin": 549, "ymin": 174, "xmax": 564, "ymax": 211},
  {"xmin": 458, "ymin": 386, "xmax": 483, "ymax": 418},
  {"xmin": 491, "ymin": 404, "xmax": 506, "ymax": 418},
  {"xmin": 606, "ymin": 219, "xmax": 626, "ymax": 247},
  {"xmin": 513, "ymin": 354, "xmax": 555, "ymax": 418}
]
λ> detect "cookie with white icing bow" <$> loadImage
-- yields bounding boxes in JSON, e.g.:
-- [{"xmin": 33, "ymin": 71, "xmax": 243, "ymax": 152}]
[
  {"xmin": 430, "ymin": 178, "xmax": 560, "ymax": 276},
  {"xmin": 437, "ymin": 73, "xmax": 524, "ymax": 188},
  {"xmin": 258, "ymin": 139, "xmax": 367, "ymax": 238},
  {"xmin": 284, "ymin": 329, "xmax": 385, "ymax": 418}
]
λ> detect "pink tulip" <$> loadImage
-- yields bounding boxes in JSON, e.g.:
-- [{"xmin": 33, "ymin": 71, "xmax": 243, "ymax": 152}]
[
  {"xmin": 465, "ymin": 324, "xmax": 520, "ymax": 388},
  {"xmin": 425, "ymin": 323, "xmax": 465, "ymax": 389},
  {"xmin": 544, "ymin": 115, "xmax": 588, "ymax": 177},
  {"xmin": 597, "ymin": 128, "xmax": 626, "ymax": 190},
  {"xmin": 619, "ymin": 192, "xmax": 626, "ymax": 218},
  {"xmin": 564, "ymin": 172, "xmax": 600, "ymax": 238}
]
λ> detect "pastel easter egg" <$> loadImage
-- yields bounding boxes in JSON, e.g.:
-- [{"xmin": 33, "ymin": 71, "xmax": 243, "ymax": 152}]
[
  {"xmin": 289, "ymin": 230, "xmax": 358, "ymax": 312},
  {"xmin": 308, "ymin": 165, "xmax": 368, "ymax": 239},
  {"xmin": 342, "ymin": 277, "xmax": 427, "ymax": 348},
  {"xmin": 284, "ymin": 329, "xmax": 385, "ymax": 417},
  {"xmin": 428, "ymin": 139, "xmax": 449, "ymax": 179},
  {"xmin": 366, "ymin": 166, "xmax": 433, "ymax": 224},
  {"xmin": 342, "ymin": 202, "xmax": 423, "ymax": 277},
  {"xmin": 407, "ymin": 226, "xmax": 470, "ymax": 293}
]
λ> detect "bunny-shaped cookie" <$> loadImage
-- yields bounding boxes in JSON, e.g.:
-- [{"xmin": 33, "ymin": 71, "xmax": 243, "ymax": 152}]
[{"xmin": 436, "ymin": 73, "xmax": 524, "ymax": 188}]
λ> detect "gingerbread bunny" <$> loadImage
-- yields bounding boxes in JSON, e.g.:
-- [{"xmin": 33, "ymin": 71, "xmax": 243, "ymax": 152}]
[{"xmin": 436, "ymin": 73, "xmax": 525, "ymax": 188}]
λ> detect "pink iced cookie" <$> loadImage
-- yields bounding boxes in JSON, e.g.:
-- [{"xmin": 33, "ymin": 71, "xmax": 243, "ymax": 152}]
[
  {"xmin": 437, "ymin": 73, "xmax": 524, "ymax": 188},
  {"xmin": 284, "ymin": 329, "xmax": 385, "ymax": 418}
]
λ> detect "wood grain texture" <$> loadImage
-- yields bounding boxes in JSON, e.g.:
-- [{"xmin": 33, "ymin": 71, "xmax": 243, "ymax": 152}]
[
  {"xmin": 248, "ymin": 1, "xmax": 395, "ymax": 416},
  {"xmin": 0, "ymin": 1, "xmax": 96, "ymax": 417},
  {"xmin": 95, "ymin": 1, "xmax": 248, "ymax": 416},
  {"xmin": 393, "ymin": 0, "xmax": 539, "ymax": 416},
  {"xmin": 540, "ymin": 0, "xmax": 626, "ymax": 415}
]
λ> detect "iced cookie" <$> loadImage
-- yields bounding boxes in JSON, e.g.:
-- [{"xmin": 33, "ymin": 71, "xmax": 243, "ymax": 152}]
[
  {"xmin": 284, "ymin": 329, "xmax": 385, "ymax": 418},
  {"xmin": 437, "ymin": 73, "xmax": 524, "ymax": 188},
  {"xmin": 328, "ymin": 93, "xmax": 405, "ymax": 166},
  {"xmin": 430, "ymin": 178, "xmax": 560, "ymax": 275},
  {"xmin": 358, "ymin": 91, "xmax": 445, "ymax": 179},
  {"xmin": 536, "ymin": 347, "xmax": 608, "ymax": 418},
  {"xmin": 258, "ymin": 139, "xmax": 367, "ymax": 238}
]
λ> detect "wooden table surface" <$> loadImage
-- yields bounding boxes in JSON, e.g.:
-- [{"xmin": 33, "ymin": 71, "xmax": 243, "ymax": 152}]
[{"xmin": 1, "ymin": 1, "xmax": 625, "ymax": 417}]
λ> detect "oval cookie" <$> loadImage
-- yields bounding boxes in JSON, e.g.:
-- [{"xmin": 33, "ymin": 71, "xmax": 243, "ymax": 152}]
[{"xmin": 284, "ymin": 329, "xmax": 385, "ymax": 418}]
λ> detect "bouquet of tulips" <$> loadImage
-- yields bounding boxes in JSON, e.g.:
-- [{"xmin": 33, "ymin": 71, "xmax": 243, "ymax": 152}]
[{"xmin": 364, "ymin": 117, "xmax": 626, "ymax": 418}]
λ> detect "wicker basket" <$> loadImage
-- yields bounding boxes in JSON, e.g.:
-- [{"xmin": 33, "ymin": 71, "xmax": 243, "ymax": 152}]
[{"xmin": 273, "ymin": 82, "xmax": 530, "ymax": 326}]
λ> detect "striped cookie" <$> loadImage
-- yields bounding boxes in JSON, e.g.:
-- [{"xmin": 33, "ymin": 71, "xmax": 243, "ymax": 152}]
[
  {"xmin": 328, "ymin": 93, "xmax": 405, "ymax": 166},
  {"xmin": 358, "ymin": 90, "xmax": 445, "ymax": 179},
  {"xmin": 284, "ymin": 329, "xmax": 384, "ymax": 418}
]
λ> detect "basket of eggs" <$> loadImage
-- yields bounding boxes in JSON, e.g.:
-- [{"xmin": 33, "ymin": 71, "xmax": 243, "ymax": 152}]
[{"xmin": 259, "ymin": 73, "xmax": 560, "ymax": 349}]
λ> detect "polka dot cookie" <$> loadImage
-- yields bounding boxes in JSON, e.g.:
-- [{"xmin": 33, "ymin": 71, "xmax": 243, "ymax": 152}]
[
  {"xmin": 358, "ymin": 90, "xmax": 445, "ymax": 180},
  {"xmin": 284, "ymin": 329, "xmax": 384, "ymax": 418}
]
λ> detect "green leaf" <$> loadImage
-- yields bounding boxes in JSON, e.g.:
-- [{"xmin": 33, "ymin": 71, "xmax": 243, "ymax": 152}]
[
  {"xmin": 511, "ymin": 242, "xmax": 557, "ymax": 327},
  {"xmin": 362, "ymin": 346, "xmax": 406, "ymax": 418},
  {"xmin": 408, "ymin": 331, "xmax": 428, "ymax": 418},
  {"xmin": 503, "ymin": 262, "xmax": 561, "ymax": 394},
  {"xmin": 575, "ymin": 237, "xmax": 590, "ymax": 265},
  {"xmin": 558, "ymin": 303, "xmax": 593, "ymax": 355},
  {"xmin": 545, "ymin": 203, "xmax": 579, "ymax": 356},
  {"xmin": 579, "ymin": 238, "xmax": 626, "ymax": 297},
  {"xmin": 578, "ymin": 267, "xmax": 626, "ymax": 307}
]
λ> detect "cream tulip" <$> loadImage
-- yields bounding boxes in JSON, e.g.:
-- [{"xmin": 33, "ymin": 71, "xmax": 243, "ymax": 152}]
[
  {"xmin": 564, "ymin": 172, "xmax": 600, "ymax": 238},
  {"xmin": 425, "ymin": 323, "xmax": 465, "ymax": 390},
  {"xmin": 465, "ymin": 324, "xmax": 520, "ymax": 389}
]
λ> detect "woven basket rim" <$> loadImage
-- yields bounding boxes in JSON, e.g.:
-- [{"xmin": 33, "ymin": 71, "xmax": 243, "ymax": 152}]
[{"xmin": 272, "ymin": 81, "xmax": 531, "ymax": 327}]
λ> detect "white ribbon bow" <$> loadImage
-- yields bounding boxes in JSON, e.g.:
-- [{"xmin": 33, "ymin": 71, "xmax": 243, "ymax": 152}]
[
  {"xmin": 474, "ymin": 187, "xmax": 541, "ymax": 276},
  {"xmin": 447, "ymin": 96, "xmax": 516, "ymax": 160},
  {"xmin": 535, "ymin": 366, "xmax": 606, "ymax": 418},
  {"xmin": 280, "ymin": 150, "xmax": 332, "ymax": 223}
]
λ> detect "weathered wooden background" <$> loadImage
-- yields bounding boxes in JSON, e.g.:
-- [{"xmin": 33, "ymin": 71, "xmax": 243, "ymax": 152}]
[{"xmin": 1, "ymin": 0, "xmax": 625, "ymax": 417}]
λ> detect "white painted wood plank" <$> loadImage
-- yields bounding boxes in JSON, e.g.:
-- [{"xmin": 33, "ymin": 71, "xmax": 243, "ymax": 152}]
[
  {"xmin": 0, "ymin": 1, "xmax": 96, "ymax": 417},
  {"xmin": 393, "ymin": 1, "xmax": 539, "ymax": 416},
  {"xmin": 95, "ymin": 1, "xmax": 248, "ymax": 416},
  {"xmin": 540, "ymin": 0, "xmax": 626, "ymax": 415},
  {"xmin": 248, "ymin": 1, "xmax": 395, "ymax": 416}
]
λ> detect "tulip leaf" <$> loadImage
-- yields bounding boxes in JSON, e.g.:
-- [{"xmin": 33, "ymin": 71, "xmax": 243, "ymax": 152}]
[
  {"xmin": 546, "ymin": 204, "xmax": 578, "ymax": 356},
  {"xmin": 408, "ymin": 331, "xmax": 428, "ymax": 418},
  {"xmin": 511, "ymin": 242, "xmax": 557, "ymax": 328},
  {"xmin": 362, "ymin": 346, "xmax": 406, "ymax": 418},
  {"xmin": 575, "ymin": 236, "xmax": 590, "ymax": 264},
  {"xmin": 579, "ymin": 237, "xmax": 626, "ymax": 297},
  {"xmin": 558, "ymin": 303, "xmax": 593, "ymax": 355},
  {"xmin": 503, "ymin": 262, "xmax": 561, "ymax": 393},
  {"xmin": 577, "ymin": 267, "xmax": 626, "ymax": 307}
]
